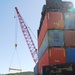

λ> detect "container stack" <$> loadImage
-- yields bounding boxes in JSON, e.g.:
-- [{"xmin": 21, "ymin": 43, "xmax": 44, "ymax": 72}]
[
  {"xmin": 38, "ymin": 0, "xmax": 66, "ymax": 74},
  {"xmin": 34, "ymin": 0, "xmax": 75, "ymax": 75},
  {"xmin": 64, "ymin": 11, "xmax": 75, "ymax": 63}
]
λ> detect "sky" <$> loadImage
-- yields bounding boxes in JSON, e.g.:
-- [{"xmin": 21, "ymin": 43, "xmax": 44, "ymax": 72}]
[{"xmin": 0, "ymin": 0, "xmax": 75, "ymax": 74}]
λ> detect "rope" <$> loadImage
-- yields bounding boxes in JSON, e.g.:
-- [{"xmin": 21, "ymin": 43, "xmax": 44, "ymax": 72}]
[
  {"xmin": 28, "ymin": 26, "xmax": 37, "ymax": 40},
  {"xmin": 24, "ymin": 19, "xmax": 37, "ymax": 41},
  {"xmin": 16, "ymin": 49, "xmax": 22, "ymax": 70},
  {"xmin": 9, "ymin": 13, "xmax": 22, "ymax": 71},
  {"xmin": 9, "ymin": 49, "xmax": 16, "ymax": 69},
  {"xmin": 9, "ymin": 48, "xmax": 22, "ymax": 72},
  {"xmin": 14, "ymin": 14, "xmax": 18, "ymax": 48}
]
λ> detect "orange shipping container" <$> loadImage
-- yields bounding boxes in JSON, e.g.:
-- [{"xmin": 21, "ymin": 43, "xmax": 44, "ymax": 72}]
[
  {"xmin": 38, "ymin": 12, "xmax": 64, "ymax": 49},
  {"xmin": 38, "ymin": 14, "xmax": 47, "ymax": 49},
  {"xmin": 38, "ymin": 47, "xmax": 66, "ymax": 73},
  {"xmin": 38, "ymin": 49, "xmax": 49, "ymax": 73},
  {"xmin": 47, "ymin": 12, "xmax": 64, "ymax": 30}
]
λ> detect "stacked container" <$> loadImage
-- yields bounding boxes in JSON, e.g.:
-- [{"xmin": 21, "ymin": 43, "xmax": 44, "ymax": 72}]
[
  {"xmin": 64, "ymin": 12, "xmax": 75, "ymax": 63},
  {"xmin": 38, "ymin": 48, "xmax": 66, "ymax": 73},
  {"xmin": 34, "ymin": 0, "xmax": 75, "ymax": 75},
  {"xmin": 38, "ymin": 12, "xmax": 64, "ymax": 49},
  {"xmin": 38, "ymin": 0, "xmax": 66, "ymax": 74}
]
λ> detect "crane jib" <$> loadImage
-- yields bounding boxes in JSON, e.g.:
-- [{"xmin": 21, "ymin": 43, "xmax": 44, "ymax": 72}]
[{"xmin": 15, "ymin": 7, "xmax": 38, "ymax": 63}]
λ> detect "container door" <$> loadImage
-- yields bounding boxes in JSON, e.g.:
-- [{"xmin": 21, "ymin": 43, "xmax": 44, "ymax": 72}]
[
  {"xmin": 49, "ymin": 30, "xmax": 64, "ymax": 47},
  {"xmin": 71, "ymin": 31, "xmax": 75, "ymax": 46},
  {"xmin": 49, "ymin": 48, "xmax": 66, "ymax": 65},
  {"xmin": 66, "ymin": 48, "xmax": 75, "ymax": 63},
  {"xmin": 64, "ymin": 12, "xmax": 75, "ymax": 29},
  {"xmin": 64, "ymin": 31, "xmax": 71, "ymax": 47},
  {"xmin": 47, "ymin": 12, "xmax": 64, "ymax": 29},
  {"xmin": 65, "ymin": 30, "xmax": 75, "ymax": 47}
]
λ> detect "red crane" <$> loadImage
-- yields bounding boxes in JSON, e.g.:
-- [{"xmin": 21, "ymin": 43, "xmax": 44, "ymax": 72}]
[{"xmin": 15, "ymin": 7, "xmax": 38, "ymax": 63}]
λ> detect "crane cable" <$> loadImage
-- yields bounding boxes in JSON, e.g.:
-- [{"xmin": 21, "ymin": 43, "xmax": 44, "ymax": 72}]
[
  {"xmin": 27, "ymin": 25, "xmax": 37, "ymax": 40},
  {"xmin": 9, "ymin": 13, "xmax": 22, "ymax": 72},
  {"xmin": 23, "ymin": 18, "xmax": 37, "ymax": 41},
  {"xmin": 14, "ymin": 14, "xmax": 18, "ymax": 48},
  {"xmin": 9, "ymin": 49, "xmax": 22, "ymax": 72},
  {"xmin": 24, "ymin": 20, "xmax": 38, "ymax": 52}
]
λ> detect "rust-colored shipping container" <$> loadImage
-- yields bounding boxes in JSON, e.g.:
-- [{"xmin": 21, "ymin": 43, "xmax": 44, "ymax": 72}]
[
  {"xmin": 38, "ymin": 49, "xmax": 49, "ymax": 73},
  {"xmin": 64, "ymin": 31, "xmax": 71, "ymax": 47},
  {"xmin": 38, "ymin": 30, "xmax": 64, "ymax": 60},
  {"xmin": 47, "ymin": 12, "xmax": 64, "ymax": 30},
  {"xmin": 64, "ymin": 30, "xmax": 75, "ymax": 47},
  {"xmin": 71, "ymin": 31, "xmax": 75, "ymax": 46},
  {"xmin": 38, "ymin": 14, "xmax": 47, "ymax": 49},
  {"xmin": 38, "ymin": 12, "xmax": 64, "ymax": 49},
  {"xmin": 49, "ymin": 48, "xmax": 66, "ymax": 65},
  {"xmin": 38, "ymin": 47, "xmax": 66, "ymax": 73}
]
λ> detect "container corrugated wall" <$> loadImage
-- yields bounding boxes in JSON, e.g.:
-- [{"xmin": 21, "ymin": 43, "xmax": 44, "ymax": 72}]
[
  {"xmin": 49, "ymin": 48, "xmax": 66, "ymax": 65},
  {"xmin": 64, "ymin": 12, "xmax": 75, "ymax": 29},
  {"xmin": 66, "ymin": 48, "xmax": 75, "ymax": 63},
  {"xmin": 38, "ymin": 14, "xmax": 47, "ymax": 49},
  {"xmin": 38, "ymin": 32, "xmax": 48, "ymax": 60},
  {"xmin": 38, "ymin": 30, "xmax": 64, "ymax": 60},
  {"xmin": 38, "ymin": 49, "xmax": 49, "ymax": 73}
]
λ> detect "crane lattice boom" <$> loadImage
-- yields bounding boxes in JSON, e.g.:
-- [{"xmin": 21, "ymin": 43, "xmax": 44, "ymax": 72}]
[{"xmin": 15, "ymin": 7, "xmax": 38, "ymax": 63}]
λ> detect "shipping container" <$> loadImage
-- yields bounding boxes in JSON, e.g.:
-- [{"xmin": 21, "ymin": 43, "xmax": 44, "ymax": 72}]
[
  {"xmin": 38, "ymin": 14, "xmax": 47, "ymax": 49},
  {"xmin": 47, "ymin": 12, "xmax": 64, "ymax": 30},
  {"xmin": 46, "ymin": 0, "xmax": 62, "ymax": 9},
  {"xmin": 64, "ymin": 30, "xmax": 75, "ymax": 47},
  {"xmin": 38, "ymin": 32, "xmax": 48, "ymax": 60},
  {"xmin": 64, "ymin": 12, "xmax": 75, "ymax": 29},
  {"xmin": 38, "ymin": 47, "xmax": 66, "ymax": 73},
  {"xmin": 64, "ymin": 30, "xmax": 71, "ymax": 47},
  {"xmin": 62, "ymin": 1, "xmax": 73, "ymax": 9},
  {"xmin": 66, "ymin": 48, "xmax": 75, "ymax": 63},
  {"xmin": 38, "ymin": 12, "xmax": 64, "ymax": 49},
  {"xmin": 48, "ymin": 30, "xmax": 64, "ymax": 46},
  {"xmin": 37, "ymin": 0, "xmax": 75, "ymax": 75},
  {"xmin": 71, "ymin": 31, "xmax": 75, "ymax": 46},
  {"xmin": 38, "ymin": 30, "xmax": 64, "ymax": 60},
  {"xmin": 49, "ymin": 48, "xmax": 66, "ymax": 65},
  {"xmin": 38, "ymin": 49, "xmax": 49, "ymax": 73},
  {"xmin": 34, "ymin": 63, "xmax": 38, "ymax": 75}
]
